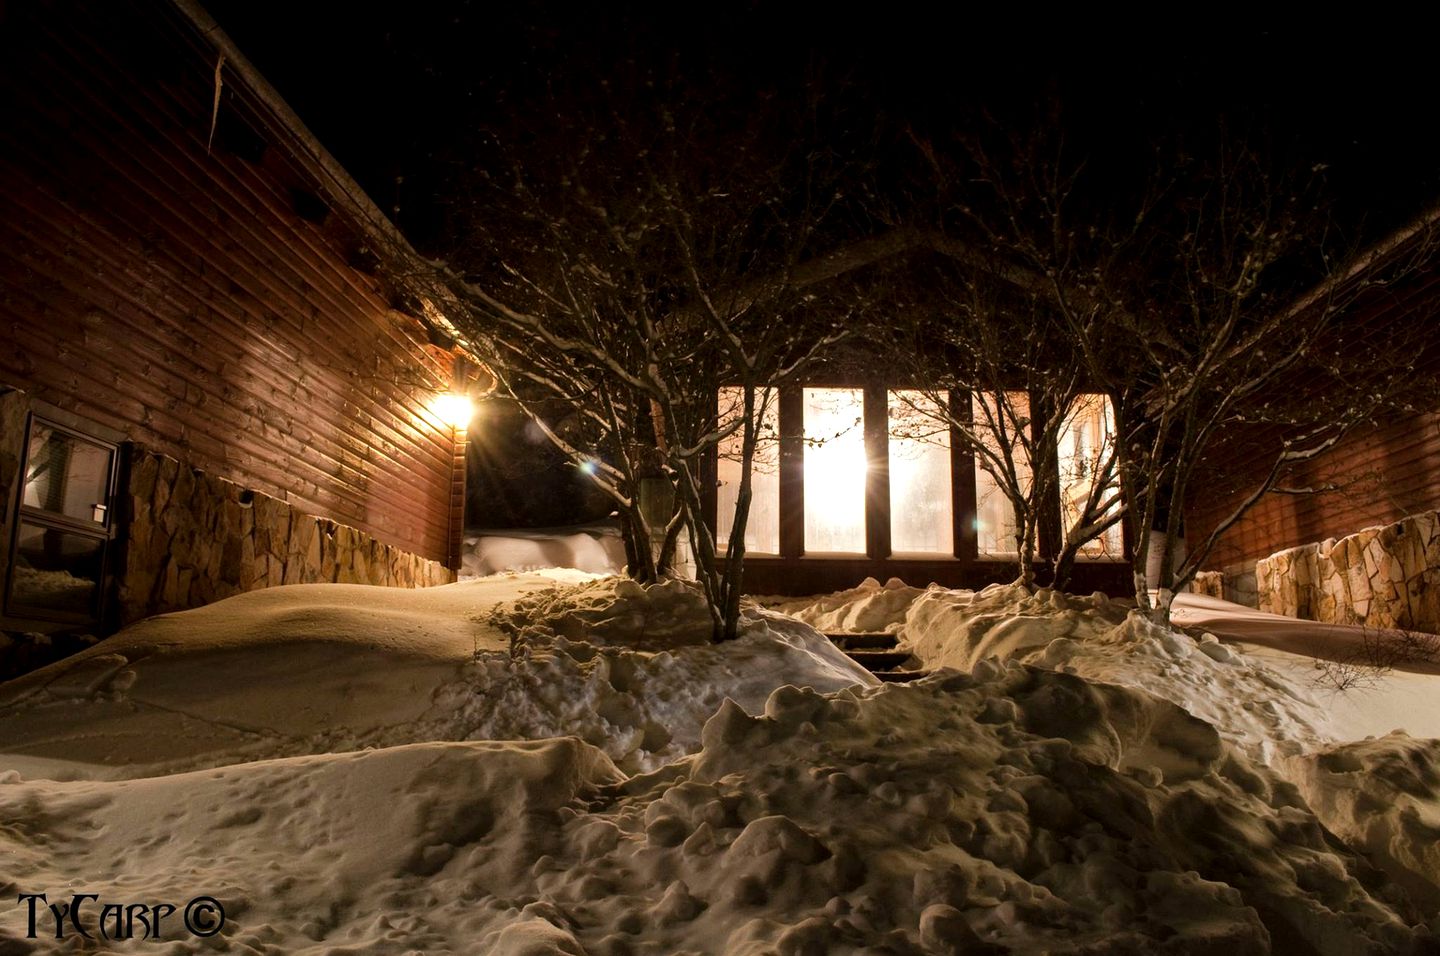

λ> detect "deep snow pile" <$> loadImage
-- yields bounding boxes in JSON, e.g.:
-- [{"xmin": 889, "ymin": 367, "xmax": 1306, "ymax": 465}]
[
  {"xmin": 2, "ymin": 669, "xmax": 1431, "ymax": 953},
  {"xmin": 769, "ymin": 575, "xmax": 926, "ymax": 634},
  {"xmin": 1286, "ymin": 734, "xmax": 1440, "ymax": 912},
  {"xmin": 905, "ymin": 585, "xmax": 1336, "ymax": 766},
  {"xmin": 420, "ymin": 576, "xmax": 875, "ymax": 772},
  {"xmin": 0, "ymin": 572, "xmax": 871, "ymax": 780},
  {"xmin": 5, "ymin": 572, "xmax": 1440, "ymax": 952},
  {"xmin": 782, "ymin": 577, "xmax": 1440, "ymax": 933},
  {"xmin": 783, "ymin": 579, "xmax": 1332, "ymax": 765}
]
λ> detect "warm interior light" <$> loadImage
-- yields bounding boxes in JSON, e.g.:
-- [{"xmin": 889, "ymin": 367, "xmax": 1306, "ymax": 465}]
[
  {"xmin": 1059, "ymin": 393, "xmax": 1122, "ymax": 559},
  {"xmin": 803, "ymin": 388, "xmax": 867, "ymax": 552},
  {"xmin": 716, "ymin": 386, "xmax": 781, "ymax": 554},
  {"xmin": 973, "ymin": 391, "xmax": 1032, "ymax": 556},
  {"xmin": 888, "ymin": 391, "xmax": 953, "ymax": 554},
  {"xmin": 433, "ymin": 393, "xmax": 474, "ymax": 429}
]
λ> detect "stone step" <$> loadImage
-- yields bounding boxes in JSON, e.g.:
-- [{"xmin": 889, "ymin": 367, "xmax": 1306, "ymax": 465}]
[
  {"xmin": 842, "ymin": 648, "xmax": 913, "ymax": 671},
  {"xmin": 824, "ymin": 632, "xmax": 899, "ymax": 651},
  {"xmin": 825, "ymin": 631, "xmax": 925, "ymax": 681},
  {"xmin": 875, "ymin": 670, "xmax": 934, "ymax": 683}
]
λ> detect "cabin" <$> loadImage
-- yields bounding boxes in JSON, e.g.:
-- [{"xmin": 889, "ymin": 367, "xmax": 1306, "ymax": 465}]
[
  {"xmin": 4, "ymin": 0, "xmax": 1437, "ymax": 675},
  {"xmin": 708, "ymin": 217, "xmax": 1440, "ymax": 635},
  {"xmin": 0, "ymin": 0, "xmax": 486, "ymax": 660}
]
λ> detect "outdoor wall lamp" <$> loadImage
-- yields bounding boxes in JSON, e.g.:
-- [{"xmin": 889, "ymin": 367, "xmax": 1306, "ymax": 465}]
[
  {"xmin": 433, "ymin": 392, "xmax": 475, "ymax": 430},
  {"xmin": 433, "ymin": 354, "xmax": 491, "ymax": 430}
]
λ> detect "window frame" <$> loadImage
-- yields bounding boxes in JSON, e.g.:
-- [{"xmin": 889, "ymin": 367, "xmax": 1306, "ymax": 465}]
[
  {"xmin": 4, "ymin": 411, "xmax": 121, "ymax": 626},
  {"xmin": 711, "ymin": 383, "xmax": 1129, "ymax": 571}
]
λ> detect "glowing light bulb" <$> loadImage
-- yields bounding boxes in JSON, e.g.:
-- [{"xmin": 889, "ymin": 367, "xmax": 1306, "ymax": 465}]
[{"xmin": 433, "ymin": 393, "xmax": 474, "ymax": 429}]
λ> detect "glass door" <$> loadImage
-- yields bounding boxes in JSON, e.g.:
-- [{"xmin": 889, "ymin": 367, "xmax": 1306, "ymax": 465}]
[{"xmin": 5, "ymin": 416, "xmax": 119, "ymax": 624}]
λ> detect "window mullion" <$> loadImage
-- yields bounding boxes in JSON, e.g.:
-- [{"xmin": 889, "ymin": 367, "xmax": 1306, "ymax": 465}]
[
  {"xmin": 864, "ymin": 384, "xmax": 890, "ymax": 560},
  {"xmin": 952, "ymin": 388, "xmax": 978, "ymax": 560},
  {"xmin": 778, "ymin": 386, "xmax": 805, "ymax": 558}
]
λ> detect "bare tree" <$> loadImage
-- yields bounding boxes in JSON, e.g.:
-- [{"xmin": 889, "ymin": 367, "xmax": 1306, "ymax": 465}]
[
  {"xmin": 404, "ymin": 62, "xmax": 919, "ymax": 640},
  {"xmin": 914, "ymin": 119, "xmax": 1436, "ymax": 623},
  {"xmin": 888, "ymin": 258, "xmax": 1123, "ymax": 589}
]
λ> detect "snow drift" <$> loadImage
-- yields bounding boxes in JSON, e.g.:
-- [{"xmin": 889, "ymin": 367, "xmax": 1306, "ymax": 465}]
[
  {"xmin": 1, "ymin": 668, "xmax": 1430, "ymax": 953},
  {"xmin": 460, "ymin": 526, "xmax": 626, "ymax": 579},
  {"xmin": 0, "ymin": 572, "xmax": 872, "ymax": 780},
  {"xmin": 4, "ymin": 572, "xmax": 1440, "ymax": 952}
]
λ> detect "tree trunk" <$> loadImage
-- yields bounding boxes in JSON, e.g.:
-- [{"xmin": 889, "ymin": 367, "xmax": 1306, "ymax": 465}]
[
  {"xmin": 622, "ymin": 504, "xmax": 657, "ymax": 583},
  {"xmin": 716, "ymin": 383, "xmax": 760, "ymax": 642}
]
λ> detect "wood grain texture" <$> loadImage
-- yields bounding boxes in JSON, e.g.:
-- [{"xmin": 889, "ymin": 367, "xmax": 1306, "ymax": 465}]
[{"xmin": 0, "ymin": 0, "xmax": 455, "ymax": 561}]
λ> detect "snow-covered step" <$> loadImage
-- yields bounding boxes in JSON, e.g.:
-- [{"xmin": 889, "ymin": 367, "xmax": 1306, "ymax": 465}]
[
  {"xmin": 873, "ymin": 669, "xmax": 932, "ymax": 683},
  {"xmin": 824, "ymin": 632, "xmax": 931, "ymax": 682},
  {"xmin": 843, "ymin": 648, "xmax": 913, "ymax": 671},
  {"xmin": 825, "ymin": 631, "xmax": 900, "ymax": 651}
]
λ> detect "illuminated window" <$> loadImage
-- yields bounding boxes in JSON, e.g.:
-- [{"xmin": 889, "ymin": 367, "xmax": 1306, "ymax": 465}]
[
  {"xmin": 716, "ymin": 387, "xmax": 780, "ymax": 554},
  {"xmin": 803, "ymin": 387, "xmax": 867, "ymax": 553},
  {"xmin": 1059, "ymin": 393, "xmax": 1123, "ymax": 560},
  {"xmin": 888, "ymin": 391, "xmax": 953, "ymax": 554},
  {"xmin": 972, "ymin": 391, "xmax": 1032, "ymax": 557},
  {"xmin": 709, "ymin": 384, "xmax": 1124, "ymax": 569}
]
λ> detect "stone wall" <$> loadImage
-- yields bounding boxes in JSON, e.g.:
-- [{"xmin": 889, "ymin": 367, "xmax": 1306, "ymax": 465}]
[
  {"xmin": 119, "ymin": 449, "xmax": 453, "ymax": 624},
  {"xmin": 1190, "ymin": 570, "xmax": 1225, "ymax": 599},
  {"xmin": 1254, "ymin": 511, "xmax": 1440, "ymax": 633},
  {"xmin": 1188, "ymin": 563, "xmax": 1258, "ymax": 608}
]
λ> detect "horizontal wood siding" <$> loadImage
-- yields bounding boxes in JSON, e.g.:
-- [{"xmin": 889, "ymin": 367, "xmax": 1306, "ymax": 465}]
[
  {"xmin": 1186, "ymin": 269, "xmax": 1440, "ymax": 570},
  {"xmin": 0, "ymin": 1, "xmax": 454, "ymax": 561},
  {"xmin": 1188, "ymin": 411, "xmax": 1440, "ymax": 569}
]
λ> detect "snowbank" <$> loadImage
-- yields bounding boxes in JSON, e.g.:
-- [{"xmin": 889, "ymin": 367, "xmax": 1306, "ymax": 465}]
[
  {"xmin": 1172, "ymin": 592, "xmax": 1440, "ymax": 676},
  {"xmin": 0, "ymin": 738, "xmax": 625, "ymax": 952},
  {"xmin": 770, "ymin": 575, "xmax": 925, "ymax": 633},
  {"xmin": 0, "ymin": 573, "xmax": 872, "ymax": 780},
  {"xmin": 460, "ymin": 526, "xmax": 626, "ymax": 578},
  {"xmin": 778, "ymin": 578, "xmax": 1440, "ymax": 929},
  {"xmin": 1, "ymin": 672, "xmax": 1428, "ymax": 953},
  {"xmin": 5, "ymin": 571, "xmax": 1440, "ymax": 952},
  {"xmin": 906, "ymin": 585, "xmax": 1336, "ymax": 765},
  {"xmin": 782, "ymin": 580, "xmax": 1333, "ymax": 764},
  {"xmin": 1287, "ymin": 734, "xmax": 1440, "ymax": 912},
  {"xmin": 422, "ymin": 577, "xmax": 875, "ymax": 772}
]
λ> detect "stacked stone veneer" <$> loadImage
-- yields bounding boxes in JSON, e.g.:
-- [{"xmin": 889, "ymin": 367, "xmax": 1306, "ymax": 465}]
[
  {"xmin": 1254, "ymin": 511, "xmax": 1440, "ymax": 634},
  {"xmin": 1190, "ymin": 570, "xmax": 1225, "ymax": 599},
  {"xmin": 120, "ymin": 450, "xmax": 453, "ymax": 624}
]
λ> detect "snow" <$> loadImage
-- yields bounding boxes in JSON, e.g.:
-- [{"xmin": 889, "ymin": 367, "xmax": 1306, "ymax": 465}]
[
  {"xmin": 900, "ymin": 585, "xmax": 1335, "ymax": 766},
  {"xmin": 0, "ymin": 571, "xmax": 871, "ymax": 781},
  {"xmin": 1286, "ymin": 734, "xmax": 1440, "ymax": 912},
  {"xmin": 760, "ymin": 575, "xmax": 925, "ymax": 634},
  {"xmin": 461, "ymin": 526, "xmax": 626, "ymax": 578},
  {"xmin": 3, "ymin": 570, "xmax": 1440, "ymax": 952},
  {"xmin": 781, "ymin": 578, "xmax": 1440, "ymax": 755}
]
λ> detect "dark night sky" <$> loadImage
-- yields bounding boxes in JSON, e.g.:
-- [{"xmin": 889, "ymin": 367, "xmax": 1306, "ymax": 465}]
[
  {"xmin": 206, "ymin": 4, "xmax": 1438, "ymax": 255},
  {"xmin": 198, "ymin": 5, "xmax": 1438, "ymax": 532}
]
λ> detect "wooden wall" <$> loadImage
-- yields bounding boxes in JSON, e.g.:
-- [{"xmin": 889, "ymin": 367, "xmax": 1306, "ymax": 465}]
[
  {"xmin": 0, "ymin": 0, "xmax": 456, "ymax": 562},
  {"xmin": 1188, "ymin": 411, "xmax": 1440, "ymax": 571},
  {"xmin": 1186, "ymin": 268, "xmax": 1440, "ymax": 573}
]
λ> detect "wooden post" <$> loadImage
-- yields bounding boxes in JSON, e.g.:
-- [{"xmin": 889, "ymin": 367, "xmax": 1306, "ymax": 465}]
[
  {"xmin": 778, "ymin": 387, "xmax": 805, "ymax": 559},
  {"xmin": 864, "ymin": 383, "xmax": 891, "ymax": 560},
  {"xmin": 447, "ymin": 424, "xmax": 467, "ymax": 574},
  {"xmin": 951, "ymin": 389, "xmax": 977, "ymax": 561}
]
